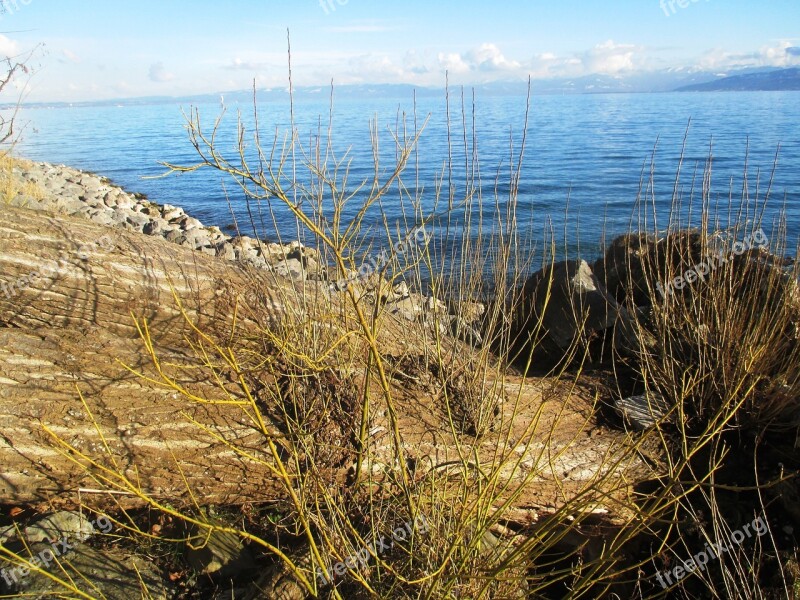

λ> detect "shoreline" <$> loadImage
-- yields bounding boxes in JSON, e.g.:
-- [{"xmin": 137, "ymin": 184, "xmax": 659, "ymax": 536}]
[
  {"xmin": 2, "ymin": 156, "xmax": 483, "ymax": 339},
  {"xmin": 3, "ymin": 157, "xmax": 326, "ymax": 280}
]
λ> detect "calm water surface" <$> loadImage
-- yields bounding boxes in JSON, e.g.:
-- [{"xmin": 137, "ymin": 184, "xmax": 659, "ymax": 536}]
[{"xmin": 15, "ymin": 91, "xmax": 800, "ymax": 263}]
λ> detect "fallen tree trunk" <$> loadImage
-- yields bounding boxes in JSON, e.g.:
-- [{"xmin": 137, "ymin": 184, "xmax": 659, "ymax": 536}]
[{"xmin": 0, "ymin": 206, "xmax": 653, "ymax": 516}]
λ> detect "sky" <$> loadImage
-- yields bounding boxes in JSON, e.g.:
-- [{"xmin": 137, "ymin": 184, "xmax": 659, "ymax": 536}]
[{"xmin": 1, "ymin": 0, "xmax": 799, "ymax": 103}]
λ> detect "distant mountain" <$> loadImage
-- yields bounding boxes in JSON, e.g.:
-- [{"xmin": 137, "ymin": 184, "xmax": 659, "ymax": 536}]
[
  {"xmin": 10, "ymin": 67, "xmax": 799, "ymax": 110},
  {"xmin": 675, "ymin": 67, "xmax": 800, "ymax": 92}
]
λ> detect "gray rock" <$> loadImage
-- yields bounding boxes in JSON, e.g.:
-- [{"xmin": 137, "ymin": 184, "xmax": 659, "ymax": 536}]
[
  {"xmin": 424, "ymin": 296, "xmax": 447, "ymax": 314},
  {"xmin": 137, "ymin": 203, "xmax": 162, "ymax": 217},
  {"xmin": 55, "ymin": 198, "xmax": 86, "ymax": 214},
  {"xmin": 161, "ymin": 205, "xmax": 185, "ymax": 221},
  {"xmin": 178, "ymin": 215, "xmax": 203, "ymax": 231},
  {"xmin": 115, "ymin": 196, "xmax": 135, "ymax": 211},
  {"xmin": 387, "ymin": 295, "xmax": 423, "ymax": 321},
  {"xmin": 164, "ymin": 229, "xmax": 185, "ymax": 244},
  {"xmin": 215, "ymin": 241, "xmax": 237, "ymax": 261},
  {"xmin": 593, "ymin": 230, "xmax": 706, "ymax": 306},
  {"xmin": 24, "ymin": 511, "xmax": 95, "ymax": 543},
  {"xmin": 274, "ymin": 258, "xmax": 305, "ymax": 281},
  {"xmin": 1, "ymin": 543, "xmax": 167, "ymax": 599},
  {"xmin": 391, "ymin": 281, "xmax": 410, "ymax": 299},
  {"xmin": 143, "ymin": 218, "xmax": 167, "ymax": 236},
  {"xmin": 241, "ymin": 255, "xmax": 269, "ymax": 270},
  {"xmin": 230, "ymin": 235, "xmax": 259, "ymax": 253},
  {"xmin": 185, "ymin": 526, "xmax": 254, "ymax": 576},
  {"xmin": 124, "ymin": 212, "xmax": 152, "ymax": 231},
  {"xmin": 615, "ymin": 391, "xmax": 672, "ymax": 430}
]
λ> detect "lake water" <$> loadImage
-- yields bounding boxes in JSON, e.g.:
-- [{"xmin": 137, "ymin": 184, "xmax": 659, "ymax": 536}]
[{"xmin": 14, "ymin": 90, "xmax": 800, "ymax": 267}]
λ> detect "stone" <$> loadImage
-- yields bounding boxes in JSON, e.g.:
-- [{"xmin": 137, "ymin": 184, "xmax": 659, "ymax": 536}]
[
  {"xmin": 23, "ymin": 511, "xmax": 96, "ymax": 543},
  {"xmin": 161, "ymin": 206, "xmax": 184, "ymax": 221},
  {"xmin": 215, "ymin": 241, "xmax": 236, "ymax": 261},
  {"xmin": 137, "ymin": 203, "xmax": 162, "ymax": 217},
  {"xmin": 450, "ymin": 316, "xmax": 483, "ymax": 346},
  {"xmin": 392, "ymin": 281, "xmax": 410, "ymax": 299},
  {"xmin": 274, "ymin": 258, "xmax": 305, "ymax": 281},
  {"xmin": 179, "ymin": 215, "xmax": 203, "ymax": 231},
  {"xmin": 53, "ymin": 197, "xmax": 85, "ymax": 214},
  {"xmin": 593, "ymin": 230, "xmax": 706, "ymax": 306},
  {"xmin": 424, "ymin": 296, "xmax": 447, "ymax": 314},
  {"xmin": 115, "ymin": 194, "xmax": 135, "ymax": 210},
  {"xmin": 0, "ymin": 543, "xmax": 167, "ymax": 599},
  {"xmin": 230, "ymin": 236, "xmax": 259, "ymax": 253},
  {"xmin": 614, "ymin": 391, "xmax": 672, "ymax": 430},
  {"xmin": 185, "ymin": 526, "xmax": 254, "ymax": 576},
  {"xmin": 510, "ymin": 259, "xmax": 637, "ymax": 364},
  {"xmin": 143, "ymin": 218, "xmax": 166, "ymax": 236},
  {"xmin": 124, "ymin": 212, "xmax": 152, "ymax": 231},
  {"xmin": 241, "ymin": 255, "xmax": 269, "ymax": 270},
  {"xmin": 448, "ymin": 300, "xmax": 485, "ymax": 323},
  {"xmin": 387, "ymin": 295, "xmax": 424, "ymax": 321},
  {"xmin": 164, "ymin": 229, "xmax": 184, "ymax": 244}
]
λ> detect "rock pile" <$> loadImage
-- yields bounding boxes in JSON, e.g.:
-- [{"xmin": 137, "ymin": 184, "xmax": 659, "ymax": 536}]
[
  {"xmin": 7, "ymin": 160, "xmax": 485, "ymax": 340},
  {"xmin": 8, "ymin": 161, "xmax": 326, "ymax": 279}
]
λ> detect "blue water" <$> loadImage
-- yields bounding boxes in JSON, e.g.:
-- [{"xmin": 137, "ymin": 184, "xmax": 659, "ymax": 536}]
[{"xmin": 13, "ymin": 91, "xmax": 800, "ymax": 266}]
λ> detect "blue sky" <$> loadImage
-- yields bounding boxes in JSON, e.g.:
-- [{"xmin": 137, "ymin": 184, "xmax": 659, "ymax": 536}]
[{"xmin": 1, "ymin": 0, "xmax": 798, "ymax": 102}]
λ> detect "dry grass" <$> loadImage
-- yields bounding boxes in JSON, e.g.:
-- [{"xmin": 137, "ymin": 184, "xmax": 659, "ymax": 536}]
[
  {"xmin": 0, "ymin": 151, "xmax": 46, "ymax": 205},
  {"xmin": 3, "ymin": 79, "xmax": 798, "ymax": 600}
]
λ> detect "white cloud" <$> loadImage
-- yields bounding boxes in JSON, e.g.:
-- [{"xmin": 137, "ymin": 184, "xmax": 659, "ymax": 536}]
[
  {"xmin": 0, "ymin": 35, "xmax": 20, "ymax": 59},
  {"xmin": 148, "ymin": 62, "xmax": 175, "ymax": 83},
  {"xmin": 437, "ymin": 51, "xmax": 471, "ymax": 74},
  {"xmin": 582, "ymin": 40, "xmax": 639, "ymax": 74},
  {"xmin": 467, "ymin": 43, "xmax": 521, "ymax": 71},
  {"xmin": 696, "ymin": 40, "xmax": 800, "ymax": 70},
  {"xmin": 756, "ymin": 40, "xmax": 800, "ymax": 67},
  {"xmin": 403, "ymin": 50, "xmax": 430, "ymax": 75},
  {"xmin": 344, "ymin": 54, "xmax": 405, "ymax": 80},
  {"xmin": 437, "ymin": 43, "xmax": 522, "ymax": 77}
]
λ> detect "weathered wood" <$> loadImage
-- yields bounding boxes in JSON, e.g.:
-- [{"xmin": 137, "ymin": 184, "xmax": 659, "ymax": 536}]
[{"xmin": 0, "ymin": 205, "xmax": 652, "ymax": 516}]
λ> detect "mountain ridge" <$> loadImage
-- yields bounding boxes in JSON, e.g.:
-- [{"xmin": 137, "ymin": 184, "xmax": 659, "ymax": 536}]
[{"xmin": 10, "ymin": 67, "xmax": 799, "ymax": 109}]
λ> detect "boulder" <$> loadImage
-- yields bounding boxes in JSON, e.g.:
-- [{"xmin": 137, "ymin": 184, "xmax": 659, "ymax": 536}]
[
  {"xmin": 274, "ymin": 258, "xmax": 305, "ymax": 281},
  {"xmin": 0, "ymin": 543, "xmax": 167, "ymax": 599},
  {"xmin": 510, "ymin": 259, "xmax": 636, "ymax": 365},
  {"xmin": 593, "ymin": 230, "xmax": 706, "ymax": 307}
]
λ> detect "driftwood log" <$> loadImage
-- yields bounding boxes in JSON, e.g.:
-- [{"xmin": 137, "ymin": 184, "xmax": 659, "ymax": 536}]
[{"xmin": 0, "ymin": 205, "xmax": 652, "ymax": 517}]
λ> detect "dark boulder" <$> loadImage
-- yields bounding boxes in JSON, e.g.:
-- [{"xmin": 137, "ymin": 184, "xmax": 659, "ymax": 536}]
[
  {"xmin": 593, "ymin": 230, "xmax": 706, "ymax": 307},
  {"xmin": 509, "ymin": 259, "xmax": 637, "ymax": 367}
]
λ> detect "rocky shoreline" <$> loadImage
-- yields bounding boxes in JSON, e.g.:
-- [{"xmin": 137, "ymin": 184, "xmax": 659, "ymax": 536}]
[
  {"xmin": 7, "ymin": 160, "xmax": 327, "ymax": 278},
  {"xmin": 6, "ymin": 159, "xmax": 483, "ymax": 339},
  {"xmin": 2, "ymin": 157, "xmax": 799, "ymax": 599}
]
